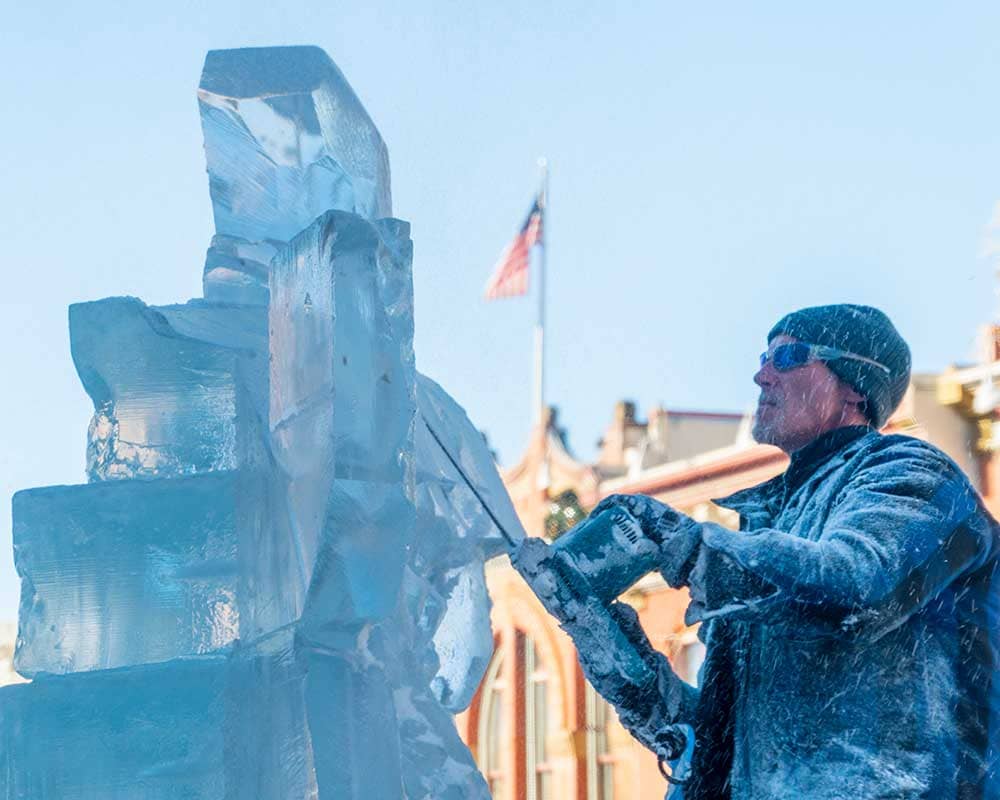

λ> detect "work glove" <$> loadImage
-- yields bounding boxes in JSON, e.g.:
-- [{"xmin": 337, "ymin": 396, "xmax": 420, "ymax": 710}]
[
  {"xmin": 514, "ymin": 534, "xmax": 693, "ymax": 767},
  {"xmin": 590, "ymin": 493, "xmax": 703, "ymax": 587}
]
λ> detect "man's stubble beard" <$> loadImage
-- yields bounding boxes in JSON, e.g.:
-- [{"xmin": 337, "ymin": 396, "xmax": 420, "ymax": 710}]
[{"xmin": 751, "ymin": 414, "xmax": 774, "ymax": 447}]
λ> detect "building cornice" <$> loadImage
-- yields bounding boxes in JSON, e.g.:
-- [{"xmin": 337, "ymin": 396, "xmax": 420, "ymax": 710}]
[{"xmin": 601, "ymin": 442, "xmax": 787, "ymax": 497}]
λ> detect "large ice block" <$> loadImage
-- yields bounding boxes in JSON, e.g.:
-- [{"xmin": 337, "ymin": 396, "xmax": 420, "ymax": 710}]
[
  {"xmin": 380, "ymin": 568, "xmax": 492, "ymax": 799},
  {"xmin": 1, "ymin": 632, "xmax": 488, "ymax": 800},
  {"xmin": 242, "ymin": 464, "xmax": 415, "ymax": 645},
  {"xmin": 71, "ymin": 298, "xmax": 267, "ymax": 482},
  {"xmin": 269, "ymin": 210, "xmax": 414, "ymax": 484},
  {"xmin": 249, "ymin": 215, "xmax": 414, "ymax": 640},
  {"xmin": 13, "ymin": 472, "xmax": 240, "ymax": 676},
  {"xmin": 414, "ymin": 374, "xmax": 523, "ymax": 710},
  {"xmin": 245, "ymin": 621, "xmax": 483, "ymax": 799},
  {"xmin": 0, "ymin": 657, "xmax": 227, "ymax": 798},
  {"xmin": 228, "ymin": 630, "xmax": 408, "ymax": 799},
  {"xmin": 199, "ymin": 46, "xmax": 392, "ymax": 304},
  {"xmin": 261, "ymin": 210, "xmax": 415, "ymax": 643}
]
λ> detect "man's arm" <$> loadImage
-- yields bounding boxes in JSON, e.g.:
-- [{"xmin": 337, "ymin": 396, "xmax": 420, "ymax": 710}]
[
  {"xmin": 510, "ymin": 539, "xmax": 698, "ymax": 758},
  {"xmin": 584, "ymin": 603, "xmax": 698, "ymax": 759},
  {"xmin": 686, "ymin": 440, "xmax": 997, "ymax": 638}
]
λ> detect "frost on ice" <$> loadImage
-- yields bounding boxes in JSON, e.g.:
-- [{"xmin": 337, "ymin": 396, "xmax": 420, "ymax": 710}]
[{"xmin": 3, "ymin": 46, "xmax": 521, "ymax": 798}]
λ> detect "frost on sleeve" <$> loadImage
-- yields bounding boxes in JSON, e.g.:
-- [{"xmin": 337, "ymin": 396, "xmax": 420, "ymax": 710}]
[{"xmin": 693, "ymin": 438, "xmax": 997, "ymax": 638}]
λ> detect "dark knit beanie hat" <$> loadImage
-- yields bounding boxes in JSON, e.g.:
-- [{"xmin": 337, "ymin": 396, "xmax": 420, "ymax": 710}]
[{"xmin": 767, "ymin": 304, "xmax": 911, "ymax": 428}]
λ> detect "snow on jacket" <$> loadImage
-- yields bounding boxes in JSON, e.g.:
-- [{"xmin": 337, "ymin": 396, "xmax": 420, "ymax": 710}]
[{"xmin": 647, "ymin": 428, "xmax": 1000, "ymax": 800}]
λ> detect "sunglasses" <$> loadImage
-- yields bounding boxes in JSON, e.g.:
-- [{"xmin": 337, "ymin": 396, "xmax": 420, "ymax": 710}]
[{"xmin": 760, "ymin": 342, "xmax": 890, "ymax": 374}]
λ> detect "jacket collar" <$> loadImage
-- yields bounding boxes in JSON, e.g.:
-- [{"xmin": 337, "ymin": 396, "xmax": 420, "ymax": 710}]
[
  {"xmin": 783, "ymin": 425, "xmax": 873, "ymax": 494},
  {"xmin": 714, "ymin": 426, "xmax": 877, "ymax": 515}
]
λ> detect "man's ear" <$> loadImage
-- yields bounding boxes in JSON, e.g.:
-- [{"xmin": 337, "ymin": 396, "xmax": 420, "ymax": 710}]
[
  {"xmin": 844, "ymin": 385, "xmax": 865, "ymax": 405},
  {"xmin": 836, "ymin": 381, "xmax": 866, "ymax": 414},
  {"xmin": 843, "ymin": 385, "xmax": 869, "ymax": 419}
]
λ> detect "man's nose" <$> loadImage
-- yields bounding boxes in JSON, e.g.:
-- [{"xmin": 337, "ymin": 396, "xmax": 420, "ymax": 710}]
[{"xmin": 754, "ymin": 359, "xmax": 776, "ymax": 387}]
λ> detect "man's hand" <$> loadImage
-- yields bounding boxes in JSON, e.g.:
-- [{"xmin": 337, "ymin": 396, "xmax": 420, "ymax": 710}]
[
  {"xmin": 591, "ymin": 493, "xmax": 680, "ymax": 541},
  {"xmin": 591, "ymin": 493, "xmax": 703, "ymax": 587}
]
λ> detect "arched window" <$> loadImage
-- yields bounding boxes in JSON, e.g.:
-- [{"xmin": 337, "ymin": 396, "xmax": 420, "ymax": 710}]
[
  {"xmin": 584, "ymin": 683, "xmax": 615, "ymax": 800},
  {"xmin": 525, "ymin": 634, "xmax": 552, "ymax": 800},
  {"xmin": 477, "ymin": 642, "xmax": 508, "ymax": 796},
  {"xmin": 474, "ymin": 631, "xmax": 554, "ymax": 799}
]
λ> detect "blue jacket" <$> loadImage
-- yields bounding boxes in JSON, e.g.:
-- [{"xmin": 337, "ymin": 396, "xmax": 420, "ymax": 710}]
[{"xmin": 668, "ymin": 429, "xmax": 1000, "ymax": 799}]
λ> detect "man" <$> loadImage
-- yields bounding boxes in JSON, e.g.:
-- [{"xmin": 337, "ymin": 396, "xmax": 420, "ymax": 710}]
[{"xmin": 587, "ymin": 304, "xmax": 1000, "ymax": 799}]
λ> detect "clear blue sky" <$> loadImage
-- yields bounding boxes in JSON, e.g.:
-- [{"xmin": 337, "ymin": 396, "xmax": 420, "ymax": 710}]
[{"xmin": 1, "ymin": 2, "xmax": 998, "ymax": 620}]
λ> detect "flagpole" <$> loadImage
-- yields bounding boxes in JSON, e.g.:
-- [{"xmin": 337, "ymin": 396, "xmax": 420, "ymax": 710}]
[
  {"xmin": 535, "ymin": 158, "xmax": 550, "ymax": 500},
  {"xmin": 534, "ymin": 158, "xmax": 548, "ymax": 426}
]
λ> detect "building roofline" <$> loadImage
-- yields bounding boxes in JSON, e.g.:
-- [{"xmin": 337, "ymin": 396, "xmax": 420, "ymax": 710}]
[
  {"xmin": 602, "ymin": 442, "xmax": 787, "ymax": 496},
  {"xmin": 656, "ymin": 409, "xmax": 744, "ymax": 421}
]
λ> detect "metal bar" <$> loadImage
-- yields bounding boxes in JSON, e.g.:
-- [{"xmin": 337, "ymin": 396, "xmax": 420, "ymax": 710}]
[
  {"xmin": 533, "ymin": 157, "xmax": 548, "ymax": 425},
  {"xmin": 421, "ymin": 414, "xmax": 519, "ymax": 548}
]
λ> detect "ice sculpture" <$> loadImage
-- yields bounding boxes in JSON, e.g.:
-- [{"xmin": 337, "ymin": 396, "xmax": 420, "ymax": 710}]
[
  {"xmin": 2, "ymin": 46, "xmax": 523, "ymax": 798},
  {"xmin": 199, "ymin": 46, "xmax": 392, "ymax": 304}
]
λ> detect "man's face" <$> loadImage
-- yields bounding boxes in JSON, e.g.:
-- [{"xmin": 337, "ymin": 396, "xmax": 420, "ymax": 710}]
[{"xmin": 752, "ymin": 334, "xmax": 865, "ymax": 453}]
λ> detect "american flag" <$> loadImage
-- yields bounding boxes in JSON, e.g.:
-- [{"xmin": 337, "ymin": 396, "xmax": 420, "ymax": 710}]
[{"xmin": 483, "ymin": 198, "xmax": 544, "ymax": 300}]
